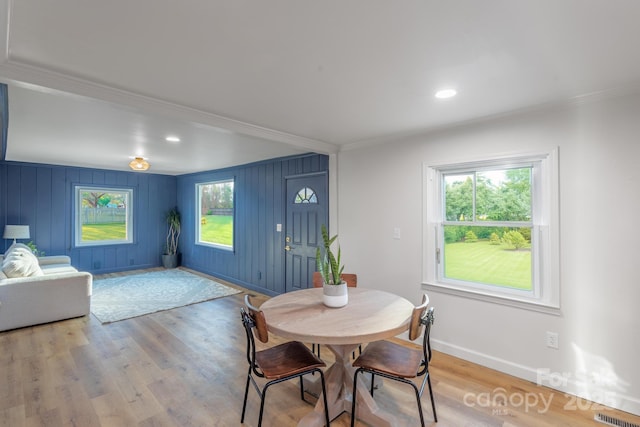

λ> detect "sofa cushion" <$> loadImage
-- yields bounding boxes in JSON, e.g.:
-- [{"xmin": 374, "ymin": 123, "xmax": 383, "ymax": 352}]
[
  {"xmin": 2, "ymin": 246, "xmax": 44, "ymax": 278},
  {"xmin": 4, "ymin": 242, "xmax": 31, "ymax": 257}
]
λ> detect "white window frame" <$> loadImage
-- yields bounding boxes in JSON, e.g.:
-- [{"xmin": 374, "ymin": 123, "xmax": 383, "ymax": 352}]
[
  {"xmin": 74, "ymin": 185, "xmax": 134, "ymax": 247},
  {"xmin": 423, "ymin": 149, "xmax": 560, "ymax": 314},
  {"xmin": 196, "ymin": 179, "xmax": 235, "ymax": 251}
]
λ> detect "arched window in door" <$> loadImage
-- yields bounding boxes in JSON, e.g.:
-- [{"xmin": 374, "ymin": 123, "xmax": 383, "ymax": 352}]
[{"xmin": 294, "ymin": 187, "xmax": 318, "ymax": 204}]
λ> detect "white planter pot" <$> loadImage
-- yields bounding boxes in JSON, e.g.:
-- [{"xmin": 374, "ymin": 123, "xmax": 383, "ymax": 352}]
[{"xmin": 323, "ymin": 282, "xmax": 348, "ymax": 308}]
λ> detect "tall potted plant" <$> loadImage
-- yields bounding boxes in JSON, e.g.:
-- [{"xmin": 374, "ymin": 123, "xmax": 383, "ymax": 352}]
[
  {"xmin": 316, "ymin": 224, "xmax": 348, "ymax": 307},
  {"xmin": 162, "ymin": 207, "xmax": 181, "ymax": 268}
]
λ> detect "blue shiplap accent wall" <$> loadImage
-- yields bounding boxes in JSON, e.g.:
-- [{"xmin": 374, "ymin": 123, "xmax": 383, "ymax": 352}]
[
  {"xmin": 0, "ymin": 161, "xmax": 177, "ymax": 274},
  {"xmin": 0, "ymin": 153, "xmax": 327, "ymax": 293},
  {"xmin": 177, "ymin": 153, "xmax": 329, "ymax": 296}
]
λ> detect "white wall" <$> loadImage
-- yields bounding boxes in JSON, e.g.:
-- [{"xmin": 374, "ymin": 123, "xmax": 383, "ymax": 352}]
[{"xmin": 337, "ymin": 92, "xmax": 640, "ymax": 415}]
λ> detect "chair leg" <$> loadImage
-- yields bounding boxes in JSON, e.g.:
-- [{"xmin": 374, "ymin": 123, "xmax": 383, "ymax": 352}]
[
  {"xmin": 427, "ymin": 374, "xmax": 438, "ymax": 422},
  {"xmin": 317, "ymin": 370, "xmax": 331, "ymax": 427},
  {"xmin": 258, "ymin": 384, "xmax": 270, "ymax": 427},
  {"xmin": 370, "ymin": 373, "xmax": 375, "ymax": 396},
  {"xmin": 351, "ymin": 344, "xmax": 363, "ymax": 360},
  {"xmin": 250, "ymin": 372, "xmax": 328, "ymax": 427},
  {"xmin": 241, "ymin": 370, "xmax": 252, "ymax": 423},
  {"xmin": 350, "ymin": 368, "xmax": 362, "ymax": 427},
  {"xmin": 408, "ymin": 380, "xmax": 426, "ymax": 427},
  {"xmin": 355, "ymin": 369, "xmax": 431, "ymax": 427},
  {"xmin": 418, "ymin": 371, "xmax": 438, "ymax": 422}
]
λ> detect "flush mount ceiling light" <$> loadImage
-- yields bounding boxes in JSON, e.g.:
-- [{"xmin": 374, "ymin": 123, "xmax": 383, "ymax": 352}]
[
  {"xmin": 435, "ymin": 89, "xmax": 457, "ymax": 99},
  {"xmin": 129, "ymin": 157, "xmax": 150, "ymax": 171},
  {"xmin": 165, "ymin": 135, "xmax": 181, "ymax": 143}
]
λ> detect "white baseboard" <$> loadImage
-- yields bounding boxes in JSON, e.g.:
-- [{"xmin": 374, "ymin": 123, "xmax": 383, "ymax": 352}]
[{"xmin": 432, "ymin": 339, "xmax": 640, "ymax": 417}]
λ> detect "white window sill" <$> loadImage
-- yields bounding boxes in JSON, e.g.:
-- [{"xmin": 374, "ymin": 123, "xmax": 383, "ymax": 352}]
[{"xmin": 421, "ymin": 281, "xmax": 561, "ymax": 316}]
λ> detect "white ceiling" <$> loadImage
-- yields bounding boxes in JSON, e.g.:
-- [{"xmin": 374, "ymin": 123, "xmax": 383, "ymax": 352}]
[{"xmin": 1, "ymin": 0, "xmax": 640, "ymax": 175}]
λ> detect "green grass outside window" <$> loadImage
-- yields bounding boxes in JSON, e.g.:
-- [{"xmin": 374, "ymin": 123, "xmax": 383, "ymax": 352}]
[
  {"xmin": 81, "ymin": 223, "xmax": 127, "ymax": 241},
  {"xmin": 200, "ymin": 215, "xmax": 233, "ymax": 246},
  {"xmin": 444, "ymin": 240, "xmax": 532, "ymax": 290}
]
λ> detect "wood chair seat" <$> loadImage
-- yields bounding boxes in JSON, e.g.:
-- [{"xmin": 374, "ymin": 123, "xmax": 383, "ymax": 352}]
[
  {"xmin": 352, "ymin": 340, "xmax": 422, "ymax": 379},
  {"xmin": 256, "ymin": 341, "xmax": 326, "ymax": 380}
]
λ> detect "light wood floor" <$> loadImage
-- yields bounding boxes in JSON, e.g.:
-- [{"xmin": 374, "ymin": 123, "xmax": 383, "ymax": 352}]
[{"xmin": 1, "ymin": 268, "xmax": 639, "ymax": 426}]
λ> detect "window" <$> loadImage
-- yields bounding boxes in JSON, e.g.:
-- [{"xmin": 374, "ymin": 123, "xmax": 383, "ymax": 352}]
[
  {"xmin": 197, "ymin": 179, "xmax": 234, "ymax": 250},
  {"xmin": 74, "ymin": 186, "xmax": 133, "ymax": 247},
  {"xmin": 423, "ymin": 150, "xmax": 559, "ymax": 312},
  {"xmin": 294, "ymin": 187, "xmax": 318, "ymax": 204}
]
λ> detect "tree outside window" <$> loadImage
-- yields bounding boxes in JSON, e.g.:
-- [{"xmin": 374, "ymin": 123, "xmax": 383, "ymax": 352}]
[
  {"xmin": 443, "ymin": 167, "xmax": 532, "ymax": 290},
  {"xmin": 423, "ymin": 150, "xmax": 560, "ymax": 311},
  {"xmin": 75, "ymin": 186, "xmax": 133, "ymax": 246}
]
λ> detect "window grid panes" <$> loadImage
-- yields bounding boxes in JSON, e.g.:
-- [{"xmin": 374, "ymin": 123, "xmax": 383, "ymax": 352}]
[
  {"xmin": 423, "ymin": 150, "xmax": 560, "ymax": 311},
  {"xmin": 294, "ymin": 187, "xmax": 318, "ymax": 204},
  {"xmin": 442, "ymin": 167, "xmax": 533, "ymax": 290}
]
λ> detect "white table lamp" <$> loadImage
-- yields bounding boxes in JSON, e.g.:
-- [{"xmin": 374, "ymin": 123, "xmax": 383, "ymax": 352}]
[{"xmin": 3, "ymin": 225, "xmax": 30, "ymax": 244}]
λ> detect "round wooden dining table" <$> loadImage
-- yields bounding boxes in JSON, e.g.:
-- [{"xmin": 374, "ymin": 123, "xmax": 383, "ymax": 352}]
[{"xmin": 260, "ymin": 287, "xmax": 414, "ymax": 427}]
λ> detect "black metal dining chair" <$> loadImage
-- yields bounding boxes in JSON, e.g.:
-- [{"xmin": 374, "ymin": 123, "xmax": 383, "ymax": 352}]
[
  {"xmin": 350, "ymin": 294, "xmax": 437, "ymax": 427},
  {"xmin": 240, "ymin": 294, "xmax": 331, "ymax": 426}
]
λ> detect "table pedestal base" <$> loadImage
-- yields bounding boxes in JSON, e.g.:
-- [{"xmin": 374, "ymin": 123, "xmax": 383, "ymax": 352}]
[{"xmin": 299, "ymin": 344, "xmax": 398, "ymax": 427}]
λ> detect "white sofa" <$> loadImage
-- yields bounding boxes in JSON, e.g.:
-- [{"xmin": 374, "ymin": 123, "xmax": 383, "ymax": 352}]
[{"xmin": 0, "ymin": 245, "xmax": 92, "ymax": 332}]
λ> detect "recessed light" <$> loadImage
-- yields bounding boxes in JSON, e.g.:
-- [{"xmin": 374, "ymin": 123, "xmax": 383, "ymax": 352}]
[
  {"xmin": 435, "ymin": 89, "xmax": 457, "ymax": 99},
  {"xmin": 165, "ymin": 136, "xmax": 181, "ymax": 143}
]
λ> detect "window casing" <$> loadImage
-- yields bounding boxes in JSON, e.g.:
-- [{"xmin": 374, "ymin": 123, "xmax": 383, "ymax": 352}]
[
  {"xmin": 423, "ymin": 149, "xmax": 560, "ymax": 312},
  {"xmin": 196, "ymin": 179, "xmax": 234, "ymax": 251},
  {"xmin": 74, "ymin": 186, "xmax": 133, "ymax": 247}
]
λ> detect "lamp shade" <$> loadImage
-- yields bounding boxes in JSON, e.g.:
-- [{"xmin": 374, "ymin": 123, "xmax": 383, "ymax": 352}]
[{"xmin": 3, "ymin": 225, "xmax": 30, "ymax": 243}]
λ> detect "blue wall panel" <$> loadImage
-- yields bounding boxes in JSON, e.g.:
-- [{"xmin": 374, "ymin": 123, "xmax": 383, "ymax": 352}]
[
  {"xmin": 1, "ymin": 153, "xmax": 327, "ymax": 292},
  {"xmin": 177, "ymin": 153, "xmax": 328, "ymax": 296},
  {"xmin": 0, "ymin": 161, "xmax": 177, "ymax": 274}
]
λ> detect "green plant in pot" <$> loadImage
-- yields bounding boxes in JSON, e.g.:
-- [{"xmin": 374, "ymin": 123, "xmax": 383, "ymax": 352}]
[
  {"xmin": 316, "ymin": 224, "xmax": 348, "ymax": 307},
  {"xmin": 26, "ymin": 241, "xmax": 45, "ymax": 257},
  {"xmin": 162, "ymin": 207, "xmax": 181, "ymax": 268}
]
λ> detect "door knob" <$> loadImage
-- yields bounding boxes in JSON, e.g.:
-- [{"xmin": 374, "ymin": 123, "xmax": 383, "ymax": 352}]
[{"xmin": 285, "ymin": 245, "xmax": 292, "ymax": 251}]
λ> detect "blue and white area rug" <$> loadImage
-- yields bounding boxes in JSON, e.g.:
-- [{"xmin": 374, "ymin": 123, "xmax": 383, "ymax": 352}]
[{"xmin": 91, "ymin": 269, "xmax": 241, "ymax": 323}]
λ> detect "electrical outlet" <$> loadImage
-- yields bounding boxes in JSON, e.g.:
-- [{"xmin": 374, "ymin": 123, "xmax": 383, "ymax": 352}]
[
  {"xmin": 393, "ymin": 227, "xmax": 401, "ymax": 240},
  {"xmin": 546, "ymin": 331, "xmax": 559, "ymax": 349}
]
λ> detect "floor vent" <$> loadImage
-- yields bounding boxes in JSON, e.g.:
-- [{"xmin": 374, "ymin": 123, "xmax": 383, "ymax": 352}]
[{"xmin": 595, "ymin": 413, "xmax": 640, "ymax": 427}]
